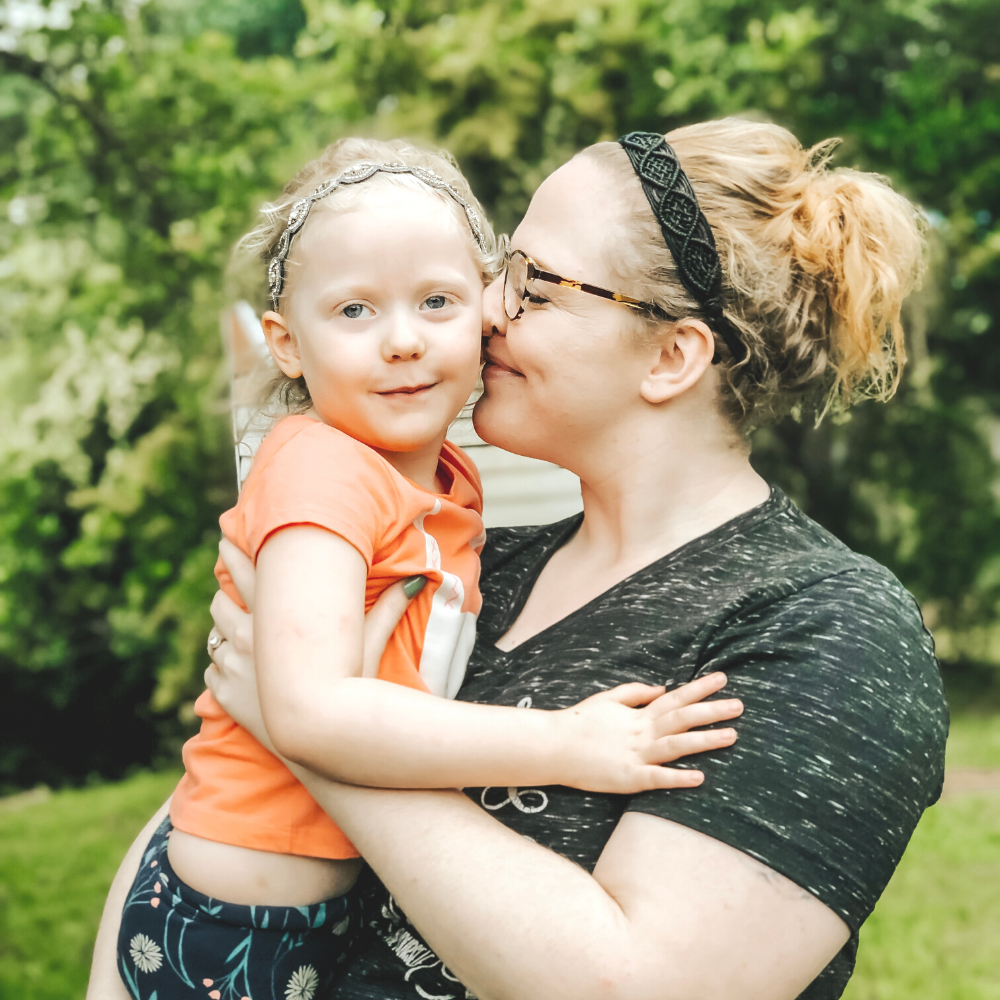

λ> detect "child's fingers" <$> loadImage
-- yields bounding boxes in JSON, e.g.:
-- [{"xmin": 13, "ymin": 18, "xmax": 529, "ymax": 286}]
[
  {"xmin": 653, "ymin": 698, "xmax": 744, "ymax": 738},
  {"xmin": 596, "ymin": 682, "xmax": 668, "ymax": 708},
  {"xmin": 219, "ymin": 537, "xmax": 256, "ymax": 611},
  {"xmin": 647, "ymin": 672, "xmax": 728, "ymax": 714},
  {"xmin": 648, "ymin": 727, "xmax": 738, "ymax": 764},
  {"xmin": 635, "ymin": 766, "xmax": 706, "ymax": 791}
]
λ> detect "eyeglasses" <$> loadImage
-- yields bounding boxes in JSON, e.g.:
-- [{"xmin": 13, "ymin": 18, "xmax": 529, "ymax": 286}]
[{"xmin": 502, "ymin": 249, "xmax": 668, "ymax": 322}]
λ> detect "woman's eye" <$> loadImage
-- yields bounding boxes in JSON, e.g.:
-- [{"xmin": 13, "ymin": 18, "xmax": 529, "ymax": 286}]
[
  {"xmin": 423, "ymin": 294, "xmax": 448, "ymax": 311},
  {"xmin": 527, "ymin": 294, "xmax": 549, "ymax": 306},
  {"xmin": 341, "ymin": 303, "xmax": 372, "ymax": 319}
]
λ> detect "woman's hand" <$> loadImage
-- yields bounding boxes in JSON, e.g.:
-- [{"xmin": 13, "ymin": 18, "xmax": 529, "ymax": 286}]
[
  {"xmin": 205, "ymin": 538, "xmax": 422, "ymax": 750},
  {"xmin": 552, "ymin": 672, "xmax": 743, "ymax": 794}
]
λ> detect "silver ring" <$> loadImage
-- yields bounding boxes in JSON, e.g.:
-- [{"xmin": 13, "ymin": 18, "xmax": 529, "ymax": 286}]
[{"xmin": 207, "ymin": 630, "xmax": 224, "ymax": 654}]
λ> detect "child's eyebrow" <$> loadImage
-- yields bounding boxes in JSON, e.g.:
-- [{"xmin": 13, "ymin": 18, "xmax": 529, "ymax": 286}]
[{"xmin": 313, "ymin": 270, "xmax": 474, "ymax": 304}]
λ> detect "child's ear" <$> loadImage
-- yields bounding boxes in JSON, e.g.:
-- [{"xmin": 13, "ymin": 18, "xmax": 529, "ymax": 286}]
[{"xmin": 261, "ymin": 310, "xmax": 303, "ymax": 379}]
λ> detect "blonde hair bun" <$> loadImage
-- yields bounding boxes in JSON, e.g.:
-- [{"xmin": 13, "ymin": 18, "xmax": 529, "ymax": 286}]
[{"xmin": 584, "ymin": 119, "xmax": 927, "ymax": 430}]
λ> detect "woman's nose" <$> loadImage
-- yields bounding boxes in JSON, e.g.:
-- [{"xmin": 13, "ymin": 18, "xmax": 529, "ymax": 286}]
[{"xmin": 482, "ymin": 273, "xmax": 508, "ymax": 340}]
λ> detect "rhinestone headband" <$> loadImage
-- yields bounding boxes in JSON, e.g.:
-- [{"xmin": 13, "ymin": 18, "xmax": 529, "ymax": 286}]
[
  {"xmin": 267, "ymin": 161, "xmax": 488, "ymax": 310},
  {"xmin": 618, "ymin": 132, "xmax": 748, "ymax": 365}
]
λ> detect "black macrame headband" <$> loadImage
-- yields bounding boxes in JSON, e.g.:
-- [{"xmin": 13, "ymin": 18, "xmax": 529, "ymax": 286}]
[{"xmin": 618, "ymin": 132, "xmax": 748, "ymax": 365}]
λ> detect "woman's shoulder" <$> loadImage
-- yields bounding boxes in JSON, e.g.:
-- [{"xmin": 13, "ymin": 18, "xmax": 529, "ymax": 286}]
[{"xmin": 740, "ymin": 494, "xmax": 924, "ymax": 626}]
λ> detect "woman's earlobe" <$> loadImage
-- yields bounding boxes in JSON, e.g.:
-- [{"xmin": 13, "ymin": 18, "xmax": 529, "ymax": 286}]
[{"xmin": 261, "ymin": 309, "xmax": 303, "ymax": 379}]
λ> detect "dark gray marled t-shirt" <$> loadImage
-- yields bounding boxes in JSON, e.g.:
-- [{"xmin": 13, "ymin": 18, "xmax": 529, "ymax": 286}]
[{"xmin": 335, "ymin": 488, "xmax": 948, "ymax": 1000}]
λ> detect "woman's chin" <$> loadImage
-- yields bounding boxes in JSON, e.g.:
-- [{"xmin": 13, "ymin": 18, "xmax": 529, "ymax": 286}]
[
  {"xmin": 471, "ymin": 393, "xmax": 507, "ymax": 446},
  {"xmin": 472, "ymin": 395, "xmax": 547, "ymax": 460}
]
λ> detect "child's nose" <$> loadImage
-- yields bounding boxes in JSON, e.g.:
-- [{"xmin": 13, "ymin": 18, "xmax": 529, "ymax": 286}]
[{"xmin": 382, "ymin": 313, "xmax": 426, "ymax": 361}]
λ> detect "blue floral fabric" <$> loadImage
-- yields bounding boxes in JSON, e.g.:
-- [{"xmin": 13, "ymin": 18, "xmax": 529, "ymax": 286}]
[{"xmin": 117, "ymin": 819, "xmax": 361, "ymax": 1000}]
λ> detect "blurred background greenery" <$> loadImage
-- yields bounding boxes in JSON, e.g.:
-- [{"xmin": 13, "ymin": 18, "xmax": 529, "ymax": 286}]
[
  {"xmin": 2, "ymin": 0, "xmax": 1000, "ymax": 790},
  {"xmin": 1, "ymin": 0, "xmax": 999, "ymax": 996}
]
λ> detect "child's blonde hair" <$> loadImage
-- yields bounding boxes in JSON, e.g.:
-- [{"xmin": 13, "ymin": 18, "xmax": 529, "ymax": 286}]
[
  {"xmin": 581, "ymin": 120, "xmax": 927, "ymax": 431},
  {"xmin": 240, "ymin": 137, "xmax": 503, "ymax": 409}
]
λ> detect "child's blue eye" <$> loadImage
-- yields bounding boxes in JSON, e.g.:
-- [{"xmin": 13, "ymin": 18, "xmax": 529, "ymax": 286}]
[
  {"xmin": 342, "ymin": 303, "xmax": 371, "ymax": 319},
  {"xmin": 424, "ymin": 295, "xmax": 448, "ymax": 310}
]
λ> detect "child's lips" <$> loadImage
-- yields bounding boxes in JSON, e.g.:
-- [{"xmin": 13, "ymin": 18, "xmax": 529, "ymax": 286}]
[{"xmin": 377, "ymin": 382, "xmax": 437, "ymax": 397}]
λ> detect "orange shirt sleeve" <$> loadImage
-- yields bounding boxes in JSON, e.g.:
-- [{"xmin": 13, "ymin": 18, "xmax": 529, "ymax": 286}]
[{"xmin": 242, "ymin": 422, "xmax": 402, "ymax": 567}]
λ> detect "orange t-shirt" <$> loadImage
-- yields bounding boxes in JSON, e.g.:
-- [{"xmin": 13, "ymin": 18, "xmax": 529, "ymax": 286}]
[{"xmin": 169, "ymin": 415, "xmax": 485, "ymax": 859}]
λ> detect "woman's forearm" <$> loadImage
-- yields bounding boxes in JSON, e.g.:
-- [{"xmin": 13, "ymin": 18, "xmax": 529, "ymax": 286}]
[
  {"xmin": 291, "ymin": 769, "xmax": 844, "ymax": 1000},
  {"xmin": 291, "ymin": 769, "xmax": 634, "ymax": 1000}
]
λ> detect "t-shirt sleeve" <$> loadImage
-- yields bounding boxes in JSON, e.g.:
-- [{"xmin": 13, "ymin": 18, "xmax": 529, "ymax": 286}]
[
  {"xmin": 242, "ymin": 424, "xmax": 401, "ymax": 567},
  {"xmin": 626, "ymin": 567, "xmax": 948, "ymax": 930}
]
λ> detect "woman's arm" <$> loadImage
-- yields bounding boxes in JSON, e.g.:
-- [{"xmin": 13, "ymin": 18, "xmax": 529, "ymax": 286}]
[
  {"xmin": 247, "ymin": 532, "xmax": 742, "ymax": 794},
  {"xmin": 86, "ymin": 798, "xmax": 171, "ymax": 1000},
  {"xmin": 290, "ymin": 768, "xmax": 849, "ymax": 1000},
  {"xmin": 213, "ymin": 545, "xmax": 850, "ymax": 1000}
]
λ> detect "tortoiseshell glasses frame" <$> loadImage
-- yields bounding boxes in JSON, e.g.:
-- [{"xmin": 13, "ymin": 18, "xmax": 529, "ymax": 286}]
[{"xmin": 502, "ymin": 249, "xmax": 669, "ymax": 322}]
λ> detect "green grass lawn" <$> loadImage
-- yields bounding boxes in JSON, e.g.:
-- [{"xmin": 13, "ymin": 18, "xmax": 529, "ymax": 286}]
[
  {"xmin": 944, "ymin": 711, "xmax": 1000, "ymax": 770},
  {"xmin": 0, "ymin": 771, "xmax": 180, "ymax": 1000},
  {"xmin": 0, "ymin": 716, "xmax": 997, "ymax": 1000}
]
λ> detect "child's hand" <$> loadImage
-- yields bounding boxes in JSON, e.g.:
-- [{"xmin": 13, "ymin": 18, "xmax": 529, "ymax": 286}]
[{"xmin": 553, "ymin": 673, "xmax": 742, "ymax": 794}]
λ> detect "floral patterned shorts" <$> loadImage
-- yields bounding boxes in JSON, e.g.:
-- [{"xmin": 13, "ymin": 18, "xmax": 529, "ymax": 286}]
[{"xmin": 117, "ymin": 818, "xmax": 360, "ymax": 1000}]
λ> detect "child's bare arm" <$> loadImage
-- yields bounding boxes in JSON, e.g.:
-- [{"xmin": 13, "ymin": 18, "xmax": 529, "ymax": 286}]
[
  {"xmin": 236, "ymin": 532, "xmax": 742, "ymax": 795},
  {"xmin": 253, "ymin": 524, "xmax": 368, "ymax": 757}
]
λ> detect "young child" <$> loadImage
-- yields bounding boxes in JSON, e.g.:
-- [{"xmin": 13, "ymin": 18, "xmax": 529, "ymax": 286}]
[{"xmin": 114, "ymin": 139, "xmax": 740, "ymax": 1000}]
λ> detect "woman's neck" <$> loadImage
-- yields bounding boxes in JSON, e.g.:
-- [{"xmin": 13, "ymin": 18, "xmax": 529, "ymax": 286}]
[
  {"xmin": 494, "ymin": 431, "xmax": 769, "ymax": 653},
  {"xmin": 493, "ymin": 408, "xmax": 770, "ymax": 653},
  {"xmin": 577, "ymin": 456, "xmax": 769, "ymax": 570},
  {"xmin": 567, "ymin": 410, "xmax": 771, "ymax": 576}
]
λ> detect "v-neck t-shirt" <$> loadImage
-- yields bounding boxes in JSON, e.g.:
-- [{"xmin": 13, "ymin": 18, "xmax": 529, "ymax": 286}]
[{"xmin": 336, "ymin": 487, "xmax": 947, "ymax": 1000}]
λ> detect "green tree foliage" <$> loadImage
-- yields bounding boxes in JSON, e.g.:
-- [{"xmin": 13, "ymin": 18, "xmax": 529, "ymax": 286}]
[{"xmin": 1, "ymin": 0, "xmax": 998, "ymax": 788}]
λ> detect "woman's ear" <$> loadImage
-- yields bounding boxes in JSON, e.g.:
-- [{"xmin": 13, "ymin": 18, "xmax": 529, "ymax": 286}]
[
  {"xmin": 261, "ymin": 310, "xmax": 303, "ymax": 379},
  {"xmin": 640, "ymin": 318, "xmax": 716, "ymax": 405}
]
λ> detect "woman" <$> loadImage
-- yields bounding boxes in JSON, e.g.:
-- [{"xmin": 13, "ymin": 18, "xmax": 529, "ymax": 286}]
[{"xmin": 90, "ymin": 120, "xmax": 946, "ymax": 1000}]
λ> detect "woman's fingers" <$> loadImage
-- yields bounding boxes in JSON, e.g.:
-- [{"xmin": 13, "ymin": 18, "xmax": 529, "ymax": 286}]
[
  {"xmin": 653, "ymin": 698, "xmax": 744, "ymax": 738},
  {"xmin": 362, "ymin": 576, "xmax": 426, "ymax": 679},
  {"xmin": 219, "ymin": 537, "xmax": 256, "ymax": 611},
  {"xmin": 648, "ymin": 727, "xmax": 738, "ymax": 764},
  {"xmin": 209, "ymin": 589, "xmax": 240, "ymax": 637},
  {"xmin": 210, "ymin": 589, "xmax": 253, "ymax": 654}
]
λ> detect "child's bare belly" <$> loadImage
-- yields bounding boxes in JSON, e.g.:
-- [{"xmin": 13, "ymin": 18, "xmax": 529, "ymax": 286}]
[{"xmin": 167, "ymin": 828, "xmax": 361, "ymax": 905}]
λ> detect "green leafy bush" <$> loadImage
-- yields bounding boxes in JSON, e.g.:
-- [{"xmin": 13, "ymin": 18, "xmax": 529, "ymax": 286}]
[{"xmin": 2, "ymin": 0, "xmax": 999, "ymax": 788}]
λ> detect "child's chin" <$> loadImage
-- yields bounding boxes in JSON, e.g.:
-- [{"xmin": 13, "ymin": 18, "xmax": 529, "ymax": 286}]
[{"xmin": 369, "ymin": 432, "xmax": 440, "ymax": 454}]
